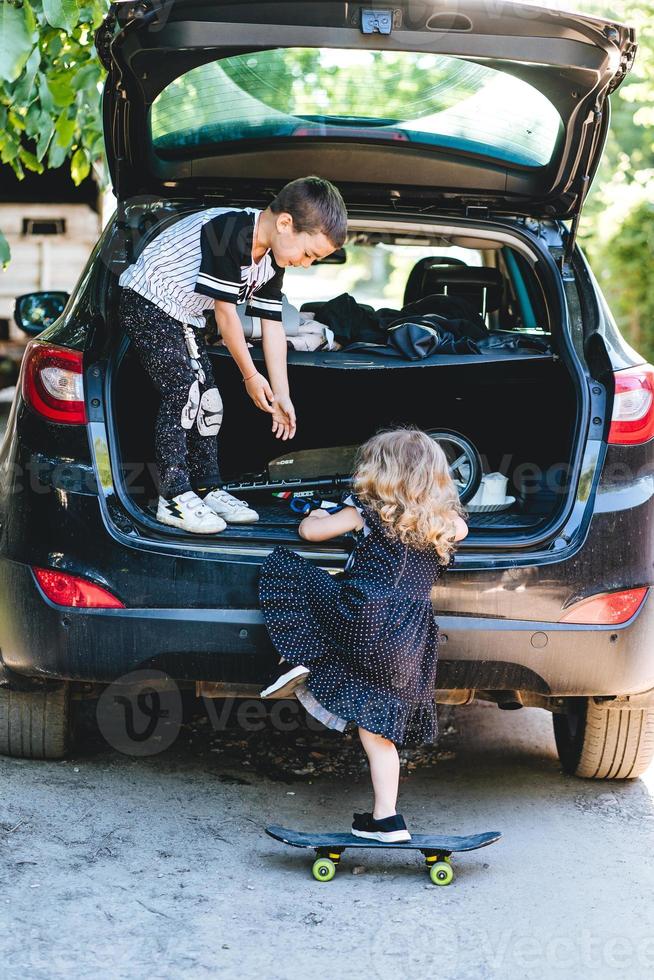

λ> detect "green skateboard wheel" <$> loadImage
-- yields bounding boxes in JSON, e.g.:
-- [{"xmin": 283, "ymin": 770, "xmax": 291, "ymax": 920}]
[
  {"xmin": 312, "ymin": 858, "xmax": 336, "ymax": 882},
  {"xmin": 430, "ymin": 861, "xmax": 454, "ymax": 885}
]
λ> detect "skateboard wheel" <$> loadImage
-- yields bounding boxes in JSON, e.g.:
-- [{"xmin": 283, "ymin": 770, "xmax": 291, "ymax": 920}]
[
  {"xmin": 312, "ymin": 858, "xmax": 336, "ymax": 882},
  {"xmin": 430, "ymin": 862, "xmax": 454, "ymax": 886}
]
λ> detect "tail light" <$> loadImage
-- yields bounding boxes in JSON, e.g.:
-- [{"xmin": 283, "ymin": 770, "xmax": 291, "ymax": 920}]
[
  {"xmin": 33, "ymin": 568, "xmax": 125, "ymax": 608},
  {"xmin": 21, "ymin": 341, "xmax": 86, "ymax": 424},
  {"xmin": 608, "ymin": 364, "xmax": 654, "ymax": 446},
  {"xmin": 559, "ymin": 587, "xmax": 648, "ymax": 625}
]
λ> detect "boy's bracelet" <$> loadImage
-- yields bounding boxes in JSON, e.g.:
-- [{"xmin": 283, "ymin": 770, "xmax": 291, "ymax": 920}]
[{"xmin": 242, "ymin": 370, "xmax": 258, "ymax": 383}]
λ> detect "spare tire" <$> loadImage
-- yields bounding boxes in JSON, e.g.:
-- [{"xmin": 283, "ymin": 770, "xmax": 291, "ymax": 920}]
[{"xmin": 426, "ymin": 429, "xmax": 483, "ymax": 505}]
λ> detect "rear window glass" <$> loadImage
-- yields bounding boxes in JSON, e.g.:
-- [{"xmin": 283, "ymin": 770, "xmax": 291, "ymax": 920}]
[{"xmin": 151, "ymin": 48, "xmax": 562, "ymax": 168}]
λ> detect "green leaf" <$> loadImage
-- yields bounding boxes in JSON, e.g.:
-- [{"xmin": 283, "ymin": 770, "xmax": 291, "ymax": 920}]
[
  {"xmin": 43, "ymin": 30, "xmax": 63, "ymax": 59},
  {"xmin": 43, "ymin": 0, "xmax": 79, "ymax": 34},
  {"xmin": 47, "ymin": 138, "xmax": 68, "ymax": 169},
  {"xmin": 18, "ymin": 146, "xmax": 44, "ymax": 174},
  {"xmin": 48, "ymin": 72, "xmax": 76, "ymax": 107},
  {"xmin": 77, "ymin": 1, "xmax": 108, "ymax": 31},
  {"xmin": 0, "ymin": 0, "xmax": 37, "ymax": 83},
  {"xmin": 24, "ymin": 101, "xmax": 43, "ymax": 138},
  {"xmin": 0, "ymin": 131, "xmax": 20, "ymax": 165},
  {"xmin": 0, "ymin": 230, "xmax": 11, "ymax": 270},
  {"xmin": 72, "ymin": 61, "xmax": 101, "ymax": 92},
  {"xmin": 0, "ymin": 140, "xmax": 23, "ymax": 178},
  {"xmin": 37, "ymin": 73, "xmax": 55, "ymax": 114},
  {"xmin": 12, "ymin": 43, "xmax": 41, "ymax": 105},
  {"xmin": 8, "ymin": 109, "xmax": 26, "ymax": 132},
  {"xmin": 36, "ymin": 117, "xmax": 56, "ymax": 161},
  {"xmin": 70, "ymin": 146, "xmax": 90, "ymax": 184},
  {"xmin": 54, "ymin": 108, "xmax": 76, "ymax": 148},
  {"xmin": 89, "ymin": 132, "xmax": 106, "ymax": 159}
]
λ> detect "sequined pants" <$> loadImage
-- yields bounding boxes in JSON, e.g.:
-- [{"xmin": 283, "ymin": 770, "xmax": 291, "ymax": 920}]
[{"xmin": 119, "ymin": 287, "xmax": 223, "ymax": 498}]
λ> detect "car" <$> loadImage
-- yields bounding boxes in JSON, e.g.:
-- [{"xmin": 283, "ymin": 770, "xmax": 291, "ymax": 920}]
[{"xmin": 1, "ymin": 0, "xmax": 651, "ymax": 779}]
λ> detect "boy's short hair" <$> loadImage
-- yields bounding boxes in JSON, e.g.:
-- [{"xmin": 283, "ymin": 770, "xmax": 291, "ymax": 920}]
[{"xmin": 270, "ymin": 176, "xmax": 347, "ymax": 248}]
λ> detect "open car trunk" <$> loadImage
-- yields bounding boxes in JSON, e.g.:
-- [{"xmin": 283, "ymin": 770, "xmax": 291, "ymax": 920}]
[{"xmin": 110, "ymin": 342, "xmax": 578, "ymax": 549}]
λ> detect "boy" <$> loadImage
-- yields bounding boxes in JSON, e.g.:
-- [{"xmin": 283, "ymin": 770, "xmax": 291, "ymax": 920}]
[{"xmin": 118, "ymin": 176, "xmax": 347, "ymax": 533}]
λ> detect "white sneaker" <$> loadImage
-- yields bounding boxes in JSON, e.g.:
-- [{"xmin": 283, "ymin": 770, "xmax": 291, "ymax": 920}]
[
  {"xmin": 260, "ymin": 660, "xmax": 310, "ymax": 699},
  {"xmin": 200, "ymin": 487, "xmax": 259, "ymax": 524},
  {"xmin": 156, "ymin": 491, "xmax": 226, "ymax": 534}
]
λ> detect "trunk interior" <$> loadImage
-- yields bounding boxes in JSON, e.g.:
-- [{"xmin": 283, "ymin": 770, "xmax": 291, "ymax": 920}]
[
  {"xmin": 111, "ymin": 345, "xmax": 577, "ymax": 546},
  {"xmin": 108, "ymin": 211, "xmax": 580, "ymax": 550}
]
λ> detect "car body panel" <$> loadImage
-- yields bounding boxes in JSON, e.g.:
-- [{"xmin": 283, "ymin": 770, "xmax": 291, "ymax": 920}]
[{"xmin": 0, "ymin": 558, "xmax": 652, "ymax": 699}]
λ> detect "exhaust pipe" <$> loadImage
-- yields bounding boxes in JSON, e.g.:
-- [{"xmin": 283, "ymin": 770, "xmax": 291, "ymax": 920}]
[{"xmin": 496, "ymin": 690, "xmax": 524, "ymax": 710}]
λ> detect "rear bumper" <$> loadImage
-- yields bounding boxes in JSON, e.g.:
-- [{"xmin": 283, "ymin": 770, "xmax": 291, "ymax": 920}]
[{"xmin": 1, "ymin": 558, "xmax": 652, "ymax": 698}]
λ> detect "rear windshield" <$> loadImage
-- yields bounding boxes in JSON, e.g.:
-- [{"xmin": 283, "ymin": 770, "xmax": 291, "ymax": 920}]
[{"xmin": 151, "ymin": 48, "xmax": 562, "ymax": 168}]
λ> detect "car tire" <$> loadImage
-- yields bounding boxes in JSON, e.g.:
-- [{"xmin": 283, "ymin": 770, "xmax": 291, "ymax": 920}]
[
  {"xmin": 553, "ymin": 696, "xmax": 654, "ymax": 779},
  {"xmin": 426, "ymin": 429, "xmax": 483, "ymax": 505},
  {"xmin": 0, "ymin": 683, "xmax": 73, "ymax": 759}
]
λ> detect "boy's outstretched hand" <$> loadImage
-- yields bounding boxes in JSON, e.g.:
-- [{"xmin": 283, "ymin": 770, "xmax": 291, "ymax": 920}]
[
  {"xmin": 244, "ymin": 372, "xmax": 296, "ymax": 439},
  {"xmin": 271, "ymin": 393, "xmax": 296, "ymax": 440},
  {"xmin": 244, "ymin": 372, "xmax": 275, "ymax": 413}
]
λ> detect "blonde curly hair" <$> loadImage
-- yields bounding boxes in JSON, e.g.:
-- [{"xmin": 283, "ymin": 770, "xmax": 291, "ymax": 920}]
[{"xmin": 352, "ymin": 427, "xmax": 464, "ymax": 562}]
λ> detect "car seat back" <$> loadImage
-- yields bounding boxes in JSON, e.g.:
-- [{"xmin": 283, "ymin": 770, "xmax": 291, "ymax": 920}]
[
  {"xmin": 403, "ymin": 256, "xmax": 467, "ymax": 306},
  {"xmin": 427, "ymin": 267, "xmax": 504, "ymax": 321}
]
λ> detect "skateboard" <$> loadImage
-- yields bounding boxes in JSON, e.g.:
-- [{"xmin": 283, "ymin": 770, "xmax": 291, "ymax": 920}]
[{"xmin": 265, "ymin": 825, "xmax": 501, "ymax": 885}]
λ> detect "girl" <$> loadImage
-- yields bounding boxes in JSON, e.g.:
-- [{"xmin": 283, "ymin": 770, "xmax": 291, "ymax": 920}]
[{"xmin": 258, "ymin": 427, "xmax": 468, "ymax": 842}]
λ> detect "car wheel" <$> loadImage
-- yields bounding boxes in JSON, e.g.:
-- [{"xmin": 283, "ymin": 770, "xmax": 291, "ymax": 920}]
[
  {"xmin": 553, "ymin": 696, "xmax": 654, "ymax": 779},
  {"xmin": 0, "ymin": 682, "xmax": 73, "ymax": 759}
]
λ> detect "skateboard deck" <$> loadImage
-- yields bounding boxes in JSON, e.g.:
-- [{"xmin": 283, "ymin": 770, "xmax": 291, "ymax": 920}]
[{"xmin": 266, "ymin": 825, "xmax": 501, "ymax": 885}]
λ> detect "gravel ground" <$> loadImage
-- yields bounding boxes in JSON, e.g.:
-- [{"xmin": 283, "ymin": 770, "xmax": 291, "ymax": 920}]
[{"xmin": 2, "ymin": 694, "xmax": 654, "ymax": 980}]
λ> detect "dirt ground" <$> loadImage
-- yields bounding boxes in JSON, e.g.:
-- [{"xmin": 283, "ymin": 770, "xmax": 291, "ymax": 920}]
[{"xmin": 2, "ymin": 693, "xmax": 654, "ymax": 980}]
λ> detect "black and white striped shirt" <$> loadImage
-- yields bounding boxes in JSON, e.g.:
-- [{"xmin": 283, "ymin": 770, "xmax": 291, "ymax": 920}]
[{"xmin": 119, "ymin": 207, "xmax": 284, "ymax": 328}]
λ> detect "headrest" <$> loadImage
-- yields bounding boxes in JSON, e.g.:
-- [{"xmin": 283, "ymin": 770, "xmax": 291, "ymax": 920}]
[
  {"xmin": 403, "ymin": 255, "xmax": 467, "ymax": 306},
  {"xmin": 425, "ymin": 266, "xmax": 504, "ymax": 313}
]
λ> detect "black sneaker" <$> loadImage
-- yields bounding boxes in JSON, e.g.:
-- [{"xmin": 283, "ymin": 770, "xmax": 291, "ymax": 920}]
[
  {"xmin": 351, "ymin": 811, "xmax": 412, "ymax": 843},
  {"xmin": 260, "ymin": 659, "xmax": 309, "ymax": 699}
]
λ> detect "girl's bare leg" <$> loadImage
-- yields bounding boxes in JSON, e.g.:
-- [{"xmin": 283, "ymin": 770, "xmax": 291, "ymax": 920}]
[{"xmin": 358, "ymin": 726, "xmax": 400, "ymax": 819}]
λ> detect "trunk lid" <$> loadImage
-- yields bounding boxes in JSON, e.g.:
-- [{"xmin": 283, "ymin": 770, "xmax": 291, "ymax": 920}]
[{"xmin": 98, "ymin": 0, "xmax": 636, "ymax": 218}]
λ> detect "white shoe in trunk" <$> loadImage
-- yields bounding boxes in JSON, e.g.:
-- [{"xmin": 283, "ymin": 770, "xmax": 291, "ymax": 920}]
[
  {"xmin": 156, "ymin": 491, "xmax": 226, "ymax": 533},
  {"xmin": 201, "ymin": 488, "xmax": 259, "ymax": 524}
]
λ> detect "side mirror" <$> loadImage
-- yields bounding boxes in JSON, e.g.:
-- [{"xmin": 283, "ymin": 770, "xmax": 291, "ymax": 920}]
[
  {"xmin": 14, "ymin": 291, "xmax": 69, "ymax": 336},
  {"xmin": 315, "ymin": 247, "xmax": 347, "ymax": 265}
]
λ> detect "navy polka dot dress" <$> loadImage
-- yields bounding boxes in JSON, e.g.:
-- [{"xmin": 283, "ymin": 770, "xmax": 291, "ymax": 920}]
[{"xmin": 258, "ymin": 491, "xmax": 456, "ymax": 747}]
